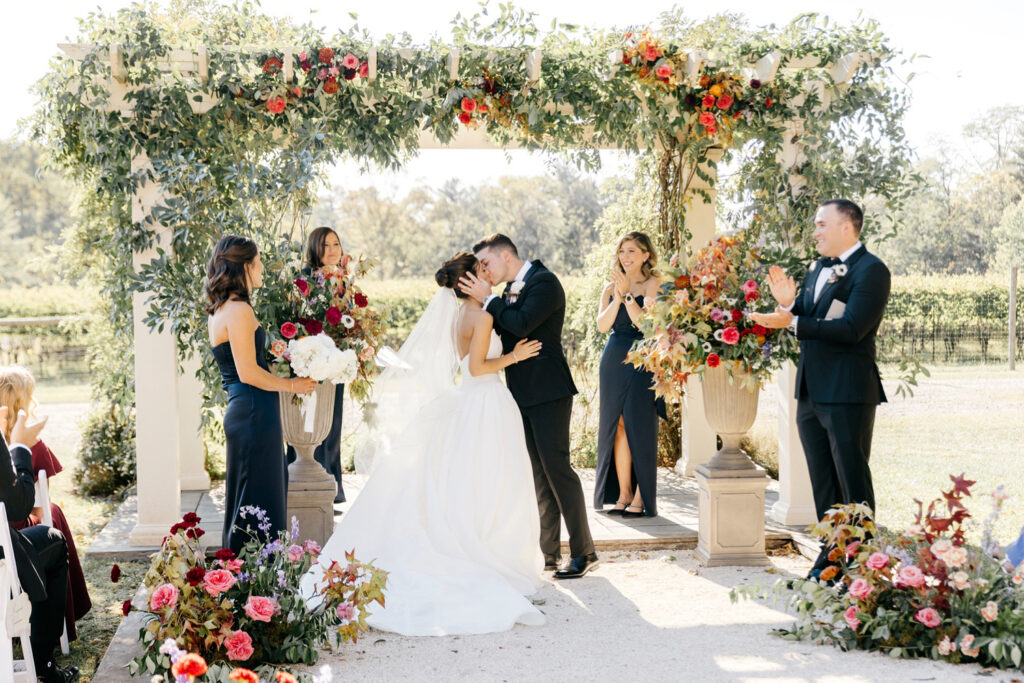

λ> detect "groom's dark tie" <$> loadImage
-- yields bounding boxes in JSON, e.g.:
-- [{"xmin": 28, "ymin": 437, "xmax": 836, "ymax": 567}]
[{"xmin": 820, "ymin": 256, "xmax": 842, "ymax": 267}]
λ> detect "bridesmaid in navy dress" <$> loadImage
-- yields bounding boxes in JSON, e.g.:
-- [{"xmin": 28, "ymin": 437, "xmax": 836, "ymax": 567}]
[
  {"xmin": 594, "ymin": 232, "xmax": 663, "ymax": 518},
  {"xmin": 286, "ymin": 227, "xmax": 349, "ymax": 503},
  {"xmin": 206, "ymin": 236, "xmax": 317, "ymax": 553}
]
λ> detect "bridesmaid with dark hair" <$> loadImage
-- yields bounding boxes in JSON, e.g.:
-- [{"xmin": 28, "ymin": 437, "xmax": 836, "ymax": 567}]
[
  {"xmin": 285, "ymin": 226, "xmax": 349, "ymax": 503},
  {"xmin": 206, "ymin": 235, "xmax": 316, "ymax": 553},
  {"xmin": 594, "ymin": 232, "xmax": 664, "ymax": 518}
]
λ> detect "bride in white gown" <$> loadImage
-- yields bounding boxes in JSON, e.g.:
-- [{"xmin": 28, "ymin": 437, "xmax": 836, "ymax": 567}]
[{"xmin": 303, "ymin": 252, "xmax": 546, "ymax": 636}]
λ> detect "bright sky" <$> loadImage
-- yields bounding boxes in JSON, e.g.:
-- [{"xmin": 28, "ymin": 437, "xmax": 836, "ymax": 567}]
[{"xmin": 2, "ymin": 0, "xmax": 1022, "ymax": 193}]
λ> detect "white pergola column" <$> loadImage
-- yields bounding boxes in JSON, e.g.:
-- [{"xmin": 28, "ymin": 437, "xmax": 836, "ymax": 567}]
[
  {"xmin": 178, "ymin": 354, "xmax": 210, "ymax": 491},
  {"xmin": 675, "ymin": 149, "xmax": 722, "ymax": 477},
  {"xmin": 128, "ymin": 151, "xmax": 183, "ymax": 545}
]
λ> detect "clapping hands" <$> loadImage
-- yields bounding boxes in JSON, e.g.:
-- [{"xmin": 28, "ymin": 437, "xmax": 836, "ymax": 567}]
[
  {"xmin": 610, "ymin": 268, "xmax": 629, "ymax": 299},
  {"xmin": 765, "ymin": 266, "xmax": 797, "ymax": 308}
]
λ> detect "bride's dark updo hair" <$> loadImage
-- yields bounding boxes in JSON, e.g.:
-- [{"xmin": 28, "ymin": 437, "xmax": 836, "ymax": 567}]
[
  {"xmin": 205, "ymin": 235, "xmax": 259, "ymax": 314},
  {"xmin": 434, "ymin": 251, "xmax": 478, "ymax": 299}
]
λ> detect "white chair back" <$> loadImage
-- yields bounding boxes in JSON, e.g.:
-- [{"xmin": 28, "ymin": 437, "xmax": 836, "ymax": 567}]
[
  {"xmin": 0, "ymin": 501, "xmax": 37, "ymax": 682},
  {"xmin": 34, "ymin": 471, "xmax": 68, "ymax": 655}
]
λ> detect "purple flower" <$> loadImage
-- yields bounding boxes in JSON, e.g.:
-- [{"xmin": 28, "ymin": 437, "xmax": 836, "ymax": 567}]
[
  {"xmin": 277, "ymin": 569, "xmax": 287, "ymax": 587},
  {"xmin": 291, "ymin": 516, "xmax": 300, "ymax": 541}
]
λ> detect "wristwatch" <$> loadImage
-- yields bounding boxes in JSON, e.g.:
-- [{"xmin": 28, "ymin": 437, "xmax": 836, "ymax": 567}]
[{"xmin": 624, "ymin": 293, "xmax": 635, "ymax": 304}]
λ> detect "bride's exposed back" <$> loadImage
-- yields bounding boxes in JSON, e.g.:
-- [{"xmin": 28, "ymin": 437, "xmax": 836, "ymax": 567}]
[{"xmin": 303, "ymin": 251, "xmax": 546, "ymax": 636}]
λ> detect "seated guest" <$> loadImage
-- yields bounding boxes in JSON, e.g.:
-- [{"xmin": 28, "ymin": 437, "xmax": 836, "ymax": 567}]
[
  {"xmin": 0, "ymin": 365, "xmax": 92, "ymax": 641},
  {"xmin": 0, "ymin": 405, "xmax": 77, "ymax": 682}
]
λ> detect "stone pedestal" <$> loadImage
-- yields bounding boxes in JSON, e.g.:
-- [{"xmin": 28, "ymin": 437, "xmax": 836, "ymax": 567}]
[
  {"xmin": 281, "ymin": 382, "xmax": 338, "ymax": 547},
  {"xmin": 695, "ymin": 364, "xmax": 770, "ymax": 566}
]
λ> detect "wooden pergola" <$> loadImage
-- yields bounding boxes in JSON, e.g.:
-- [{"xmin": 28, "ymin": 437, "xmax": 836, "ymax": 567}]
[{"xmin": 58, "ymin": 40, "xmax": 868, "ymax": 549}]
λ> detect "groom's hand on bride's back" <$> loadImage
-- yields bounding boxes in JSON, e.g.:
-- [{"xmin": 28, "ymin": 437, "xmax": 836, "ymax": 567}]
[{"xmin": 458, "ymin": 272, "xmax": 492, "ymax": 304}]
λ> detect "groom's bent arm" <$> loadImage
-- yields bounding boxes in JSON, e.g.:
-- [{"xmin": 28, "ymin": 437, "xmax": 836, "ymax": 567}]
[
  {"xmin": 796, "ymin": 262, "xmax": 891, "ymax": 346},
  {"xmin": 485, "ymin": 275, "xmax": 564, "ymax": 338}
]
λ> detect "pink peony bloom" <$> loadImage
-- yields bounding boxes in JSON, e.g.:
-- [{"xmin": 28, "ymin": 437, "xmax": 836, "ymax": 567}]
[
  {"xmin": 149, "ymin": 583, "xmax": 179, "ymax": 611},
  {"xmin": 244, "ymin": 596, "xmax": 279, "ymax": 623},
  {"xmin": 961, "ymin": 633, "xmax": 980, "ymax": 657},
  {"xmin": 848, "ymin": 578, "xmax": 873, "ymax": 600},
  {"xmin": 981, "ymin": 600, "xmax": 998, "ymax": 622},
  {"xmin": 938, "ymin": 635, "xmax": 953, "ymax": 656},
  {"xmin": 287, "ymin": 544, "xmax": 304, "ymax": 562},
  {"xmin": 865, "ymin": 552, "xmax": 890, "ymax": 570},
  {"xmin": 915, "ymin": 607, "xmax": 941, "ymax": 628},
  {"xmin": 225, "ymin": 629, "xmax": 254, "ymax": 661},
  {"xmin": 336, "ymin": 601, "xmax": 356, "ymax": 623},
  {"xmin": 896, "ymin": 565, "xmax": 926, "ymax": 589},
  {"xmin": 843, "ymin": 605, "xmax": 860, "ymax": 631},
  {"xmin": 203, "ymin": 569, "xmax": 236, "ymax": 597},
  {"xmin": 342, "ymin": 53, "xmax": 359, "ymax": 70}
]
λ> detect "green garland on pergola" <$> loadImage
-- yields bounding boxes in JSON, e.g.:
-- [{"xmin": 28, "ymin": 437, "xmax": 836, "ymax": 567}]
[{"xmin": 32, "ymin": 0, "xmax": 915, "ymax": 414}]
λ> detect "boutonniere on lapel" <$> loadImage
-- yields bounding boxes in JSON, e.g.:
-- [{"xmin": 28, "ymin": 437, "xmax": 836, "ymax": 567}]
[
  {"xmin": 507, "ymin": 280, "xmax": 525, "ymax": 303},
  {"xmin": 827, "ymin": 263, "xmax": 848, "ymax": 284}
]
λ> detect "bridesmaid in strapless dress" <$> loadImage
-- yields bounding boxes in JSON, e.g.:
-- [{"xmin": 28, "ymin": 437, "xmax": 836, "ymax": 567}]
[
  {"xmin": 205, "ymin": 236, "xmax": 316, "ymax": 553},
  {"xmin": 594, "ymin": 232, "xmax": 665, "ymax": 518}
]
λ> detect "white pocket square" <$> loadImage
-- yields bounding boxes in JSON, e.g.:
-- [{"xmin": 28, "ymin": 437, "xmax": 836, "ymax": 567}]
[{"xmin": 825, "ymin": 300, "xmax": 846, "ymax": 321}]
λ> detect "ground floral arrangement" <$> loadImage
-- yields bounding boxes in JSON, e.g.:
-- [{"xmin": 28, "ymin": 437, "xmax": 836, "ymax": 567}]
[
  {"xmin": 733, "ymin": 475, "xmax": 1024, "ymax": 670},
  {"xmin": 627, "ymin": 232, "xmax": 800, "ymax": 400},
  {"xmin": 264, "ymin": 256, "xmax": 387, "ymax": 402},
  {"xmin": 120, "ymin": 511, "xmax": 387, "ymax": 682}
]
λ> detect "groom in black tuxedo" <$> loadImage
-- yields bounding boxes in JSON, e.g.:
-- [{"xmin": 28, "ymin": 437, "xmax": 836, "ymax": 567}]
[
  {"xmin": 751, "ymin": 199, "xmax": 890, "ymax": 579},
  {"xmin": 460, "ymin": 234, "xmax": 598, "ymax": 579}
]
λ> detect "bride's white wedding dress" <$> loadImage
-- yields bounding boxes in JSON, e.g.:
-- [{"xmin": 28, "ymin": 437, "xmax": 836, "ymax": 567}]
[{"xmin": 303, "ymin": 294, "xmax": 544, "ymax": 636}]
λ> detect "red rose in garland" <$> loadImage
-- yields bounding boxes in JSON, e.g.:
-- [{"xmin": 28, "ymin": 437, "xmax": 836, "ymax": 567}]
[
  {"xmin": 716, "ymin": 94, "xmax": 733, "ymax": 109},
  {"xmin": 731, "ymin": 309, "xmax": 743, "ymax": 322},
  {"xmin": 358, "ymin": 61, "xmax": 369, "ymax": 78},
  {"xmin": 318, "ymin": 47, "xmax": 334, "ymax": 64},
  {"xmin": 458, "ymin": 111, "xmax": 472, "ymax": 125},
  {"xmin": 698, "ymin": 111, "xmax": 715, "ymax": 128},
  {"xmin": 266, "ymin": 97, "xmax": 286, "ymax": 114},
  {"xmin": 461, "ymin": 97, "xmax": 477, "ymax": 113},
  {"xmin": 722, "ymin": 327, "xmax": 741, "ymax": 345},
  {"xmin": 325, "ymin": 306, "xmax": 342, "ymax": 325},
  {"xmin": 707, "ymin": 353, "xmax": 721, "ymax": 368},
  {"xmin": 354, "ymin": 292, "xmax": 369, "ymax": 308},
  {"xmin": 262, "ymin": 57, "xmax": 282, "ymax": 74},
  {"xmin": 280, "ymin": 322, "xmax": 297, "ymax": 339},
  {"xmin": 702, "ymin": 94, "xmax": 715, "ymax": 108},
  {"xmin": 765, "ymin": 97, "xmax": 773, "ymax": 108}
]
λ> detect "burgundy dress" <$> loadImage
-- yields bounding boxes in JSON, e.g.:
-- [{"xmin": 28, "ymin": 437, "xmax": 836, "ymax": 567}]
[{"xmin": 11, "ymin": 440, "xmax": 92, "ymax": 641}]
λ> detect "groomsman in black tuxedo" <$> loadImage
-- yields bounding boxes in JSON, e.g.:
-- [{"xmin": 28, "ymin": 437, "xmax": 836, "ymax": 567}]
[
  {"xmin": 751, "ymin": 199, "xmax": 891, "ymax": 579},
  {"xmin": 460, "ymin": 234, "xmax": 598, "ymax": 579}
]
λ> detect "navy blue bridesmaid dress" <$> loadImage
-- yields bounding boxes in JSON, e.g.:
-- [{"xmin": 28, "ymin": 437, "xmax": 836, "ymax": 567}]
[
  {"xmin": 594, "ymin": 294, "xmax": 663, "ymax": 516},
  {"xmin": 213, "ymin": 325, "xmax": 288, "ymax": 553}
]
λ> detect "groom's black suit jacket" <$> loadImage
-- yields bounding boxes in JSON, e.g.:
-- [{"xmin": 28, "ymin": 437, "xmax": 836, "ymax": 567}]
[
  {"xmin": 485, "ymin": 261, "xmax": 578, "ymax": 409},
  {"xmin": 791, "ymin": 246, "xmax": 890, "ymax": 405}
]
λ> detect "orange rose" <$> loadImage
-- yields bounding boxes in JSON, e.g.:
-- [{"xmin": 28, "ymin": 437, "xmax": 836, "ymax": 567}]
[
  {"xmin": 171, "ymin": 653, "xmax": 208, "ymax": 678},
  {"xmin": 323, "ymin": 78, "xmax": 339, "ymax": 95},
  {"xmin": 229, "ymin": 669, "xmax": 260, "ymax": 683},
  {"xmin": 820, "ymin": 565, "xmax": 840, "ymax": 582}
]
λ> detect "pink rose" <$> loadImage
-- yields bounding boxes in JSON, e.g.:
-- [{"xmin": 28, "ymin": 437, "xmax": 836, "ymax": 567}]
[
  {"xmin": 915, "ymin": 607, "xmax": 941, "ymax": 628},
  {"xmin": 654, "ymin": 63, "xmax": 672, "ymax": 79},
  {"xmin": 317, "ymin": 68, "xmax": 328, "ymax": 80},
  {"xmin": 938, "ymin": 635, "xmax": 953, "ymax": 656},
  {"xmin": 848, "ymin": 578, "xmax": 873, "ymax": 600},
  {"xmin": 225, "ymin": 629, "xmax": 254, "ymax": 661},
  {"xmin": 287, "ymin": 544, "xmax": 304, "ymax": 562},
  {"xmin": 950, "ymin": 570, "xmax": 970, "ymax": 590},
  {"xmin": 460, "ymin": 97, "xmax": 477, "ymax": 113},
  {"xmin": 342, "ymin": 53, "xmax": 359, "ymax": 70},
  {"xmin": 843, "ymin": 605, "xmax": 860, "ymax": 631},
  {"xmin": 244, "ymin": 596, "xmax": 279, "ymax": 623},
  {"xmin": 336, "ymin": 601, "xmax": 355, "ymax": 623},
  {"xmin": 698, "ymin": 111, "xmax": 715, "ymax": 127},
  {"xmin": 960, "ymin": 633, "xmax": 980, "ymax": 657},
  {"xmin": 642, "ymin": 45, "xmax": 660, "ymax": 62},
  {"xmin": 897, "ymin": 565, "xmax": 926, "ymax": 589},
  {"xmin": 303, "ymin": 539, "xmax": 321, "ymax": 556},
  {"xmin": 845, "ymin": 540, "xmax": 862, "ymax": 558},
  {"xmin": 360, "ymin": 345, "xmax": 375, "ymax": 361},
  {"xmin": 149, "ymin": 583, "xmax": 178, "ymax": 611},
  {"xmin": 203, "ymin": 569, "xmax": 236, "ymax": 597},
  {"xmin": 325, "ymin": 306, "xmax": 342, "ymax": 325},
  {"xmin": 722, "ymin": 327, "xmax": 740, "ymax": 345},
  {"xmin": 281, "ymin": 322, "xmax": 298, "ymax": 339},
  {"xmin": 358, "ymin": 61, "xmax": 369, "ymax": 79},
  {"xmin": 224, "ymin": 558, "xmax": 244, "ymax": 574},
  {"xmin": 930, "ymin": 539, "xmax": 953, "ymax": 557},
  {"xmin": 981, "ymin": 600, "xmax": 998, "ymax": 622},
  {"xmin": 865, "ymin": 552, "xmax": 890, "ymax": 570},
  {"xmin": 741, "ymin": 279, "xmax": 758, "ymax": 295},
  {"xmin": 716, "ymin": 94, "xmax": 733, "ymax": 110}
]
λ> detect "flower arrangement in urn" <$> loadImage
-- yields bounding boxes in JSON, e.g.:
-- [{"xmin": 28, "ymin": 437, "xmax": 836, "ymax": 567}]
[
  {"xmin": 627, "ymin": 232, "xmax": 799, "ymax": 400},
  {"xmin": 267, "ymin": 255, "xmax": 387, "ymax": 402},
  {"xmin": 733, "ymin": 475, "xmax": 1024, "ymax": 670},
  {"xmin": 128, "ymin": 510, "xmax": 387, "ymax": 681}
]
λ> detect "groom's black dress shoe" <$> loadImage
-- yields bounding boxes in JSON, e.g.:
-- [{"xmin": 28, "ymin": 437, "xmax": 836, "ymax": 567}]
[{"xmin": 553, "ymin": 553, "xmax": 599, "ymax": 580}]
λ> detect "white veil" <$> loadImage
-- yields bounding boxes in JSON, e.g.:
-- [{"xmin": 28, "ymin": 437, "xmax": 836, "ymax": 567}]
[{"xmin": 354, "ymin": 287, "xmax": 461, "ymax": 474}]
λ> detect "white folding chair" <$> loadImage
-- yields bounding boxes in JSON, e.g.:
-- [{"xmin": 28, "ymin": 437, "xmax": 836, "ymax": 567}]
[
  {"xmin": 0, "ymin": 501, "xmax": 37, "ymax": 682},
  {"xmin": 34, "ymin": 471, "xmax": 69, "ymax": 655}
]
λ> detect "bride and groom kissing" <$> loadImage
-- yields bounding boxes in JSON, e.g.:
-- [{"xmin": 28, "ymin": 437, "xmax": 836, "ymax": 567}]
[{"xmin": 305, "ymin": 233, "xmax": 598, "ymax": 636}]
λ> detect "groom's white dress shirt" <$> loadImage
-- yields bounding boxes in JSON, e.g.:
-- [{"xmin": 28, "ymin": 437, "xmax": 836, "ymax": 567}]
[
  {"xmin": 483, "ymin": 260, "xmax": 532, "ymax": 309},
  {"xmin": 784, "ymin": 241, "xmax": 862, "ymax": 333}
]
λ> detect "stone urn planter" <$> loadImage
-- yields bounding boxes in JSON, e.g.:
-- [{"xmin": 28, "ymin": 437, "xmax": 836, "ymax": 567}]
[
  {"xmin": 280, "ymin": 381, "xmax": 338, "ymax": 547},
  {"xmin": 695, "ymin": 363, "xmax": 770, "ymax": 567}
]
